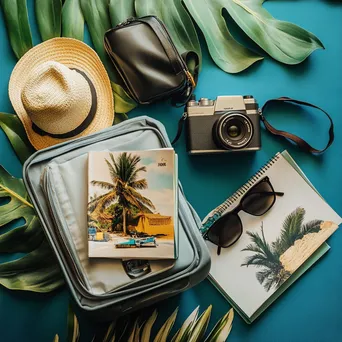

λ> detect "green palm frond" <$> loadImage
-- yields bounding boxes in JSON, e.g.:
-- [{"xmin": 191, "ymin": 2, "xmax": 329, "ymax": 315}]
[
  {"xmin": 105, "ymin": 158, "xmax": 120, "ymax": 183},
  {"xmin": 244, "ymin": 224, "xmax": 279, "ymax": 264},
  {"xmin": 126, "ymin": 187, "xmax": 156, "ymax": 210},
  {"xmin": 62, "ymin": 305, "xmax": 234, "ymax": 342},
  {"xmin": 241, "ymin": 243, "xmax": 266, "ymax": 255},
  {"xmin": 241, "ymin": 254, "xmax": 280, "ymax": 269},
  {"xmin": 256, "ymin": 268, "xmax": 274, "ymax": 284},
  {"xmin": 274, "ymin": 207, "xmax": 305, "ymax": 255},
  {"xmin": 90, "ymin": 180, "xmax": 115, "ymax": 190},
  {"xmin": 130, "ymin": 179, "xmax": 148, "ymax": 190},
  {"xmin": 300, "ymin": 219, "xmax": 322, "ymax": 236}
]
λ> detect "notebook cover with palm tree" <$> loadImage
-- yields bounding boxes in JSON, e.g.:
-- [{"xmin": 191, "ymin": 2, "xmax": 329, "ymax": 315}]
[
  {"xmin": 202, "ymin": 150, "xmax": 341, "ymax": 323},
  {"xmin": 87, "ymin": 149, "xmax": 178, "ymax": 260}
]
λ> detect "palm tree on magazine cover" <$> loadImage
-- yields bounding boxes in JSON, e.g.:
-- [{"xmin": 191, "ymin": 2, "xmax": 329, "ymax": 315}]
[
  {"xmin": 90, "ymin": 152, "xmax": 155, "ymax": 235},
  {"xmin": 241, "ymin": 207, "xmax": 322, "ymax": 292}
]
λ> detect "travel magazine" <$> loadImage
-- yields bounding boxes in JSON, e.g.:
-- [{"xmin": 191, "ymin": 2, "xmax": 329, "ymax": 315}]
[{"xmin": 88, "ymin": 149, "xmax": 178, "ymax": 260}]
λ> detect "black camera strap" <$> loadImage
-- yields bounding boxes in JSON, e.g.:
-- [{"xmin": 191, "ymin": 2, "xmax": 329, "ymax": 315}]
[
  {"xmin": 172, "ymin": 97, "xmax": 334, "ymax": 154},
  {"xmin": 261, "ymin": 97, "xmax": 334, "ymax": 154}
]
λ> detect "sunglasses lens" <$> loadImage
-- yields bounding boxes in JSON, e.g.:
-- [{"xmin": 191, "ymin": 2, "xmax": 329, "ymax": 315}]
[
  {"xmin": 241, "ymin": 180, "xmax": 275, "ymax": 215},
  {"xmin": 207, "ymin": 213, "xmax": 242, "ymax": 247}
]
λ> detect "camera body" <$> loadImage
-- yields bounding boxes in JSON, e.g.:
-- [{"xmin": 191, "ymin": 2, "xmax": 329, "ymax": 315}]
[{"xmin": 186, "ymin": 95, "xmax": 261, "ymax": 154}]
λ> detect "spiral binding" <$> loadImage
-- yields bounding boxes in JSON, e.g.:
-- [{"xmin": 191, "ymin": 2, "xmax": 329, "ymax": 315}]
[{"xmin": 213, "ymin": 153, "xmax": 281, "ymax": 216}]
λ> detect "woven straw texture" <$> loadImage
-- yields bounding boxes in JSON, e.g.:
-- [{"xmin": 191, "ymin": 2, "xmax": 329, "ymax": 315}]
[{"xmin": 9, "ymin": 38, "xmax": 114, "ymax": 150}]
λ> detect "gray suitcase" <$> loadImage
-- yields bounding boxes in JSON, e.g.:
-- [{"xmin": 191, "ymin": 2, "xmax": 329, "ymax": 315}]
[{"xmin": 23, "ymin": 116, "xmax": 210, "ymax": 319}]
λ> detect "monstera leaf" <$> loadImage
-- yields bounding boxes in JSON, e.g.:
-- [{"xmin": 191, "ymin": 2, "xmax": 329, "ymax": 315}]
[
  {"xmin": 184, "ymin": 0, "xmax": 263, "ymax": 73},
  {"xmin": 35, "ymin": 0, "xmax": 62, "ymax": 41},
  {"xmin": 224, "ymin": 0, "xmax": 324, "ymax": 64},
  {"xmin": 0, "ymin": 112, "xmax": 35, "ymax": 164},
  {"xmin": 135, "ymin": 0, "xmax": 202, "ymax": 78},
  {"xmin": 109, "ymin": 0, "xmax": 136, "ymax": 26},
  {"xmin": 0, "ymin": 166, "xmax": 64, "ymax": 292},
  {"xmin": 80, "ymin": 0, "xmax": 137, "ymax": 113},
  {"xmin": 0, "ymin": 0, "xmax": 33, "ymax": 59},
  {"xmin": 62, "ymin": 0, "xmax": 84, "ymax": 40}
]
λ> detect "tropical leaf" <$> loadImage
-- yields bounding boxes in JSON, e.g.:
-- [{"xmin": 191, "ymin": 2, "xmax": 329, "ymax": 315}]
[
  {"xmin": 0, "ymin": 166, "xmax": 44, "ymax": 253},
  {"xmin": 0, "ymin": 0, "xmax": 33, "ymax": 59},
  {"xmin": 133, "ymin": 322, "xmax": 144, "ymax": 342},
  {"xmin": 113, "ymin": 113, "xmax": 129, "ymax": 125},
  {"xmin": 0, "ymin": 167, "xmax": 64, "ymax": 292},
  {"xmin": 80, "ymin": 0, "xmax": 111, "ymax": 64},
  {"xmin": 188, "ymin": 305, "xmax": 212, "ymax": 342},
  {"xmin": 225, "ymin": 0, "xmax": 324, "ymax": 64},
  {"xmin": 184, "ymin": 0, "xmax": 263, "ymax": 73},
  {"xmin": 242, "ymin": 225, "xmax": 278, "ymax": 264},
  {"xmin": 62, "ymin": 0, "xmax": 84, "ymax": 40},
  {"xmin": 153, "ymin": 307, "xmax": 178, "ymax": 342},
  {"xmin": 171, "ymin": 306, "xmax": 199, "ymax": 342},
  {"xmin": 80, "ymin": 0, "xmax": 136, "ymax": 113},
  {"xmin": 141, "ymin": 309, "xmax": 158, "ymax": 342},
  {"xmin": 111, "ymin": 83, "xmax": 137, "ymax": 114},
  {"xmin": 300, "ymin": 219, "xmax": 322, "ymax": 236},
  {"xmin": 0, "ymin": 112, "xmax": 35, "ymax": 164},
  {"xmin": 0, "ymin": 239, "xmax": 64, "ymax": 292},
  {"xmin": 274, "ymin": 207, "xmax": 306, "ymax": 255},
  {"xmin": 127, "ymin": 318, "xmax": 139, "ymax": 342},
  {"xmin": 36, "ymin": 0, "xmax": 62, "ymax": 41},
  {"xmin": 204, "ymin": 308, "xmax": 234, "ymax": 342},
  {"xmin": 109, "ymin": 0, "xmax": 135, "ymax": 26},
  {"xmin": 67, "ymin": 305, "xmax": 80, "ymax": 342},
  {"xmin": 135, "ymin": 0, "xmax": 202, "ymax": 78}
]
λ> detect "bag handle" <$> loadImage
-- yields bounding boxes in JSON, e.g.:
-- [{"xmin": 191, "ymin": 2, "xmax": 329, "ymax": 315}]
[{"xmin": 261, "ymin": 97, "xmax": 334, "ymax": 154}]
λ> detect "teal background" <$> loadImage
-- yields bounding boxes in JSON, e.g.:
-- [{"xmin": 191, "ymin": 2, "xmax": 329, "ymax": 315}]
[{"xmin": 1, "ymin": 1, "xmax": 342, "ymax": 341}]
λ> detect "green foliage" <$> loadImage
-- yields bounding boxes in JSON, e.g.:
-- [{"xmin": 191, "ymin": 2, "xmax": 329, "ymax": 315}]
[
  {"xmin": 184, "ymin": 0, "xmax": 262, "ymax": 73},
  {"xmin": 109, "ymin": 0, "xmax": 135, "ymax": 26},
  {"xmin": 111, "ymin": 83, "xmax": 137, "ymax": 115},
  {"xmin": 36, "ymin": 0, "xmax": 62, "ymax": 41},
  {"xmin": 0, "ymin": 166, "xmax": 64, "ymax": 292},
  {"xmin": 224, "ymin": 0, "xmax": 324, "ymax": 65},
  {"xmin": 0, "ymin": 112, "xmax": 35, "ymax": 164},
  {"xmin": 241, "ymin": 223, "xmax": 290, "ymax": 292},
  {"xmin": 79, "ymin": 0, "xmax": 112, "ymax": 67},
  {"xmin": 204, "ymin": 308, "xmax": 234, "ymax": 342},
  {"xmin": 0, "ymin": 0, "xmax": 33, "ymax": 59},
  {"xmin": 79, "ymin": 0, "xmax": 137, "ymax": 113},
  {"xmin": 0, "ymin": 0, "xmax": 325, "ymax": 75},
  {"xmin": 62, "ymin": 0, "xmax": 84, "ymax": 40},
  {"xmin": 242, "ymin": 208, "xmax": 323, "ymax": 292},
  {"xmin": 272, "ymin": 208, "xmax": 323, "ymax": 256},
  {"xmin": 63, "ymin": 305, "xmax": 234, "ymax": 342}
]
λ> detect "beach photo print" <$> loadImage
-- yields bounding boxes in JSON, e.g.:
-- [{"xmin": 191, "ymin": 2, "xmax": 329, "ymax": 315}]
[{"xmin": 87, "ymin": 149, "xmax": 177, "ymax": 260}]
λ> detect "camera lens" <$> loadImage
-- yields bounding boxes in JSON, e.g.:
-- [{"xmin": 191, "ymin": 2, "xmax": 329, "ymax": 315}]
[
  {"xmin": 213, "ymin": 112, "xmax": 253, "ymax": 149},
  {"xmin": 227, "ymin": 125, "xmax": 241, "ymax": 138}
]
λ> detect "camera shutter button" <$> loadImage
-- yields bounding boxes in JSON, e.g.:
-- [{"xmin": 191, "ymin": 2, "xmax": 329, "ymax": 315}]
[{"xmin": 199, "ymin": 98, "xmax": 210, "ymax": 106}]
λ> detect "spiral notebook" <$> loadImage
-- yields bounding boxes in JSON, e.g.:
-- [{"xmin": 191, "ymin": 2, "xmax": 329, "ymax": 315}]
[{"xmin": 202, "ymin": 150, "xmax": 341, "ymax": 323}]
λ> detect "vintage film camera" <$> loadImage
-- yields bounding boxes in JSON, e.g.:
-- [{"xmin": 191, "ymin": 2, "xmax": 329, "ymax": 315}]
[{"xmin": 186, "ymin": 95, "xmax": 261, "ymax": 154}]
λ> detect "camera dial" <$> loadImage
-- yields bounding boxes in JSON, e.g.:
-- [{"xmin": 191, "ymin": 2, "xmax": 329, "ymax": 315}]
[{"xmin": 213, "ymin": 112, "xmax": 254, "ymax": 149}]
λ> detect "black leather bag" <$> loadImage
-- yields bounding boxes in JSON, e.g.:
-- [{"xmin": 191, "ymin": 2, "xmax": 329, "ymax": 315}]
[{"xmin": 104, "ymin": 16, "xmax": 196, "ymax": 105}]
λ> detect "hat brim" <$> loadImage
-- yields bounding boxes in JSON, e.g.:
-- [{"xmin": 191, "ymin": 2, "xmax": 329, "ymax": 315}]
[{"xmin": 9, "ymin": 38, "xmax": 114, "ymax": 150}]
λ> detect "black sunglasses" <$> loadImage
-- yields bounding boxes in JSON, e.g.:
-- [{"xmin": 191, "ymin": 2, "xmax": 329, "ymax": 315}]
[{"xmin": 203, "ymin": 177, "xmax": 284, "ymax": 255}]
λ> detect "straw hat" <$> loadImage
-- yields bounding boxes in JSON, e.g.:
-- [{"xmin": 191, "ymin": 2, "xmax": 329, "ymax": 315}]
[{"xmin": 9, "ymin": 38, "xmax": 114, "ymax": 150}]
